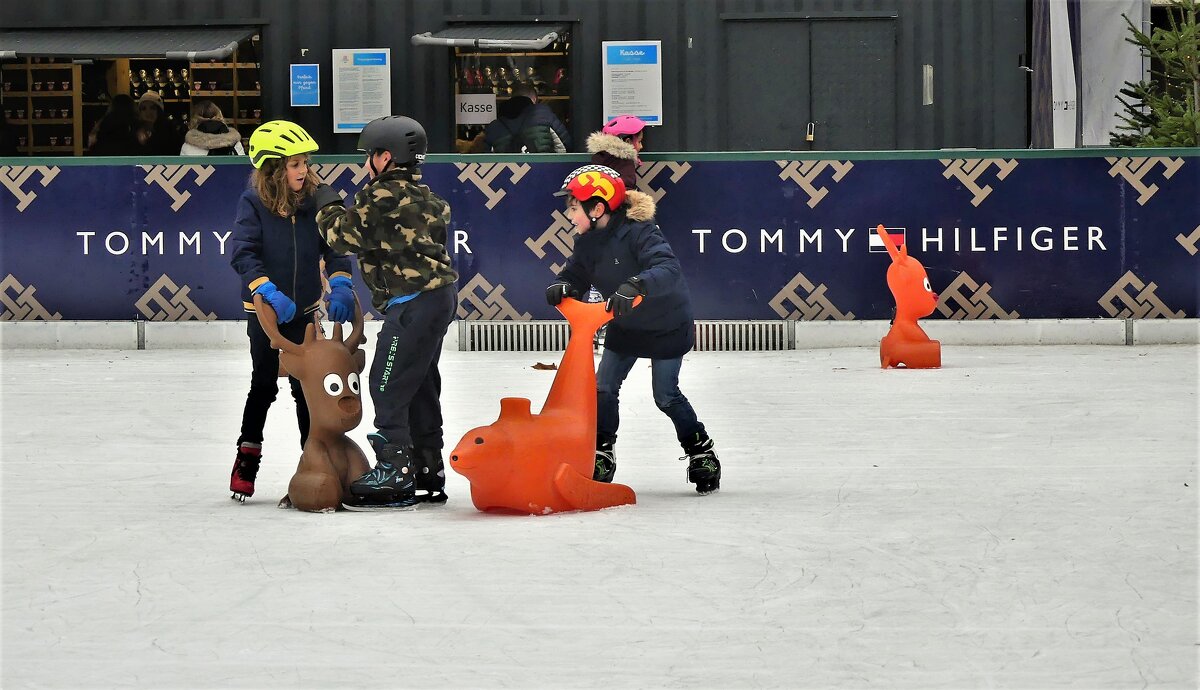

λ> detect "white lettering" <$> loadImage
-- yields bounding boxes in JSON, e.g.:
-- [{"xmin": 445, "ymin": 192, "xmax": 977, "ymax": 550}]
[
  {"xmin": 1017, "ymin": 226, "xmax": 1023, "ymax": 251},
  {"xmin": 692, "ymin": 228, "xmax": 712, "ymax": 253},
  {"xmin": 922, "ymin": 227, "xmax": 942, "ymax": 252},
  {"xmin": 1032, "ymin": 226, "xmax": 1053, "ymax": 251},
  {"xmin": 994, "ymin": 226, "xmax": 1008, "ymax": 251},
  {"xmin": 1088, "ymin": 226, "xmax": 1107, "ymax": 250},
  {"xmin": 142, "ymin": 232, "xmax": 164, "ymax": 255},
  {"xmin": 954, "ymin": 227, "xmax": 961, "ymax": 252},
  {"xmin": 454, "ymin": 229, "xmax": 472, "ymax": 254},
  {"xmin": 970, "ymin": 227, "xmax": 986, "ymax": 252},
  {"xmin": 798, "ymin": 229, "xmax": 821, "ymax": 253},
  {"xmin": 78, "ymin": 231, "xmax": 96, "ymax": 255},
  {"xmin": 105, "ymin": 231, "xmax": 129, "ymax": 255},
  {"xmin": 835, "ymin": 227, "xmax": 854, "ymax": 253},
  {"xmin": 180, "ymin": 231, "xmax": 201, "ymax": 254},
  {"xmin": 761, "ymin": 228, "xmax": 783, "ymax": 253},
  {"xmin": 722, "ymin": 229, "xmax": 747, "ymax": 253},
  {"xmin": 212, "ymin": 230, "xmax": 232, "ymax": 254},
  {"xmin": 1063, "ymin": 226, "xmax": 1078, "ymax": 251}
]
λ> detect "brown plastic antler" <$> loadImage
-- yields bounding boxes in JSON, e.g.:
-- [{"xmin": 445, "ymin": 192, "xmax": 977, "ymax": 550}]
[{"xmin": 252, "ymin": 294, "xmax": 371, "ymax": 512}]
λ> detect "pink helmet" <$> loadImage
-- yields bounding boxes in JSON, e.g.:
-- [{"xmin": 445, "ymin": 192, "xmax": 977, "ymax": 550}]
[{"xmin": 602, "ymin": 115, "xmax": 646, "ymax": 137}]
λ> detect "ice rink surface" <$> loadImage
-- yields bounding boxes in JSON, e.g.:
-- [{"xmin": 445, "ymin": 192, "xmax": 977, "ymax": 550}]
[{"xmin": 1, "ymin": 344, "xmax": 1196, "ymax": 689}]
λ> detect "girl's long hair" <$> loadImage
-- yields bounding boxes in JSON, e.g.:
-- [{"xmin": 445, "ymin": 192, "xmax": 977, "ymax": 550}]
[{"xmin": 252, "ymin": 154, "xmax": 318, "ymax": 217}]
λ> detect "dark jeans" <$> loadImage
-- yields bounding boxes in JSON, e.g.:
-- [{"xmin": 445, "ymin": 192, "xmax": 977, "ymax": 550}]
[
  {"xmin": 596, "ymin": 348, "xmax": 705, "ymax": 445},
  {"xmin": 370, "ymin": 285, "xmax": 457, "ymax": 450},
  {"xmin": 238, "ymin": 315, "xmax": 311, "ymax": 449}
]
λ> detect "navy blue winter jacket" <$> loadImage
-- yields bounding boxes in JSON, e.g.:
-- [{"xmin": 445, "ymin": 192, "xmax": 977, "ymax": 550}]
[
  {"xmin": 557, "ymin": 190, "xmax": 695, "ymax": 359},
  {"xmin": 229, "ymin": 188, "xmax": 353, "ymax": 314}
]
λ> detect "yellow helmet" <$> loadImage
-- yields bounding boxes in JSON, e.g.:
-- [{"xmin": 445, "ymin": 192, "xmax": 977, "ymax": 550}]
[{"xmin": 248, "ymin": 120, "xmax": 318, "ymax": 169}]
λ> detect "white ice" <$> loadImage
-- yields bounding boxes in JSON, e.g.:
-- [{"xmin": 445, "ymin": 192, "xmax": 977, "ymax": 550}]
[{"xmin": 1, "ymin": 344, "xmax": 1196, "ymax": 688}]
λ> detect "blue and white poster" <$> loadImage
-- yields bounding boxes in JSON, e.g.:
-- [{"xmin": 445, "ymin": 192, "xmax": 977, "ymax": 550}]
[
  {"xmin": 289, "ymin": 64, "xmax": 320, "ymax": 107},
  {"xmin": 602, "ymin": 40, "xmax": 662, "ymax": 125},
  {"xmin": 331, "ymin": 48, "xmax": 391, "ymax": 133}
]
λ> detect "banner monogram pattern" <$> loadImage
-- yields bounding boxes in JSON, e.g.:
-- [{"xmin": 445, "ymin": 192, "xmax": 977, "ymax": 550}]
[
  {"xmin": 524, "ymin": 211, "xmax": 577, "ymax": 274},
  {"xmin": 312, "ymin": 163, "xmax": 370, "ymax": 198},
  {"xmin": 455, "ymin": 162, "xmax": 531, "ymax": 209},
  {"xmin": 1, "ymin": 274, "xmax": 62, "ymax": 320},
  {"xmin": 636, "ymin": 161, "xmax": 692, "ymax": 203},
  {"xmin": 1098, "ymin": 271, "xmax": 1186, "ymax": 319},
  {"xmin": 139, "ymin": 165, "xmax": 215, "ymax": 212},
  {"xmin": 1104, "ymin": 156, "xmax": 1185, "ymax": 206},
  {"xmin": 456, "ymin": 273, "xmax": 532, "ymax": 321},
  {"xmin": 775, "ymin": 160, "xmax": 854, "ymax": 208},
  {"xmin": 936, "ymin": 272, "xmax": 1020, "ymax": 320},
  {"xmin": 768, "ymin": 272, "xmax": 855, "ymax": 320},
  {"xmin": 0, "ymin": 165, "xmax": 61, "ymax": 212},
  {"xmin": 939, "ymin": 158, "xmax": 1019, "ymax": 207},
  {"xmin": 134, "ymin": 274, "xmax": 218, "ymax": 321},
  {"xmin": 1177, "ymin": 225, "xmax": 1200, "ymax": 256}
]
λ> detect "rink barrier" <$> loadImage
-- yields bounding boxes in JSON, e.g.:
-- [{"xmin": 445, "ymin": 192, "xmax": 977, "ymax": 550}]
[{"xmin": 2, "ymin": 318, "xmax": 1195, "ymax": 350}]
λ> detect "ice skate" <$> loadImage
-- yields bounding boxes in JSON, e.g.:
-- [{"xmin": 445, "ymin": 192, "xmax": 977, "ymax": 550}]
[
  {"xmin": 230, "ymin": 442, "xmax": 262, "ymax": 503},
  {"xmin": 342, "ymin": 433, "xmax": 418, "ymax": 510},
  {"xmin": 682, "ymin": 432, "xmax": 720, "ymax": 495},
  {"xmin": 413, "ymin": 447, "xmax": 448, "ymax": 505},
  {"xmin": 594, "ymin": 438, "xmax": 616, "ymax": 483}
]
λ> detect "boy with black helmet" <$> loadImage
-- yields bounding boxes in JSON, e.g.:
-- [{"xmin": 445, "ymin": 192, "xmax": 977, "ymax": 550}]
[
  {"xmin": 546, "ymin": 165, "xmax": 721, "ymax": 495},
  {"xmin": 314, "ymin": 115, "xmax": 458, "ymax": 510}
]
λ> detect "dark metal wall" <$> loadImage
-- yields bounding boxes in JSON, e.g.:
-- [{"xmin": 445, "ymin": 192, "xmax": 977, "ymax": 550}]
[{"xmin": 1, "ymin": 0, "xmax": 1029, "ymax": 153}]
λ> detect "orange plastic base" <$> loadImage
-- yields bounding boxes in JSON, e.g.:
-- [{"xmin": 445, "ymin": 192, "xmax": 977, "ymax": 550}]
[{"xmin": 449, "ymin": 299, "xmax": 637, "ymax": 515}]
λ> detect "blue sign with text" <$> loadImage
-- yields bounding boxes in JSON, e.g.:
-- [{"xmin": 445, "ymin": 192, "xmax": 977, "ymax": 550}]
[{"xmin": 289, "ymin": 64, "xmax": 320, "ymax": 107}]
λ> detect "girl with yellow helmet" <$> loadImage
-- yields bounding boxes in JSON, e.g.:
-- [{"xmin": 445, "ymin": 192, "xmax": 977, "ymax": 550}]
[{"xmin": 225, "ymin": 120, "xmax": 357, "ymax": 503}]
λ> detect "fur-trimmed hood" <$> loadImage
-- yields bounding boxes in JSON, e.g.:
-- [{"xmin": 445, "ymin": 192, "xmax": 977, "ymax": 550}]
[
  {"xmin": 622, "ymin": 189, "xmax": 655, "ymax": 223},
  {"xmin": 184, "ymin": 121, "xmax": 242, "ymax": 150},
  {"xmin": 586, "ymin": 131, "xmax": 637, "ymax": 161}
]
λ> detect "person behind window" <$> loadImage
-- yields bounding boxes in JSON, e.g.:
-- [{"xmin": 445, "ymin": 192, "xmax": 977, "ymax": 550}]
[
  {"xmin": 587, "ymin": 114, "xmax": 646, "ymax": 189},
  {"xmin": 180, "ymin": 100, "xmax": 245, "ymax": 156},
  {"xmin": 137, "ymin": 90, "xmax": 183, "ymax": 155},
  {"xmin": 482, "ymin": 83, "xmax": 572, "ymax": 153},
  {"xmin": 86, "ymin": 94, "xmax": 145, "ymax": 156}
]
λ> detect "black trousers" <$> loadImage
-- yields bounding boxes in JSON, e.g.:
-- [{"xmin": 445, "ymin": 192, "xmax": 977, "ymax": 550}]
[
  {"xmin": 238, "ymin": 315, "xmax": 312, "ymax": 449},
  {"xmin": 370, "ymin": 285, "xmax": 457, "ymax": 450}
]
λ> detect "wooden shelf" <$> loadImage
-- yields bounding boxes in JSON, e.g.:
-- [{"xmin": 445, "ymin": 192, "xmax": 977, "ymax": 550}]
[
  {"xmin": 190, "ymin": 90, "xmax": 259, "ymax": 97},
  {"xmin": 27, "ymin": 91, "xmax": 74, "ymax": 97},
  {"xmin": 456, "ymin": 52, "xmax": 567, "ymax": 57},
  {"xmin": 31, "ymin": 119, "xmax": 73, "ymax": 125},
  {"xmin": 191, "ymin": 62, "xmax": 258, "ymax": 69},
  {"xmin": 19, "ymin": 146, "xmax": 74, "ymax": 153},
  {"xmin": 28, "ymin": 64, "xmax": 75, "ymax": 71}
]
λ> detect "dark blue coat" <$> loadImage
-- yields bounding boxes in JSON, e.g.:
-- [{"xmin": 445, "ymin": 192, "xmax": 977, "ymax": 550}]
[
  {"xmin": 229, "ymin": 188, "xmax": 353, "ymax": 315},
  {"xmin": 557, "ymin": 191, "xmax": 695, "ymax": 359}
]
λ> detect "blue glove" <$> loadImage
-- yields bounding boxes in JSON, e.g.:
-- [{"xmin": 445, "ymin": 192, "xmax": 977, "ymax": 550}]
[
  {"xmin": 605, "ymin": 277, "xmax": 644, "ymax": 318},
  {"xmin": 253, "ymin": 281, "xmax": 296, "ymax": 324},
  {"xmin": 326, "ymin": 276, "xmax": 355, "ymax": 323}
]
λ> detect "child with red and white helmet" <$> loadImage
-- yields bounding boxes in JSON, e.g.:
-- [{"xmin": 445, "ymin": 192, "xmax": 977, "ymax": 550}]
[
  {"xmin": 545, "ymin": 164, "xmax": 721, "ymax": 495},
  {"xmin": 585, "ymin": 114, "xmax": 646, "ymax": 189}
]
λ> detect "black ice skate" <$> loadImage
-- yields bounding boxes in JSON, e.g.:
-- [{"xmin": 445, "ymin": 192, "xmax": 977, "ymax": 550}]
[
  {"xmin": 594, "ymin": 438, "xmax": 616, "ymax": 483},
  {"xmin": 230, "ymin": 442, "xmax": 261, "ymax": 503},
  {"xmin": 413, "ymin": 447, "xmax": 448, "ymax": 505},
  {"xmin": 681, "ymin": 432, "xmax": 721, "ymax": 495},
  {"xmin": 343, "ymin": 433, "xmax": 419, "ymax": 510}
]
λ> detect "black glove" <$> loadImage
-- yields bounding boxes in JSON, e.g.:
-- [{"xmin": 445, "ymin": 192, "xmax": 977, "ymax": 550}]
[
  {"xmin": 605, "ymin": 277, "xmax": 645, "ymax": 318},
  {"xmin": 313, "ymin": 183, "xmax": 343, "ymax": 210},
  {"xmin": 546, "ymin": 281, "xmax": 580, "ymax": 306}
]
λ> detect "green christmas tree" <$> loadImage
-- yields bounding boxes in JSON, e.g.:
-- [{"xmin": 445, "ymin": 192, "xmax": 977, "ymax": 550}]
[{"xmin": 1111, "ymin": 0, "xmax": 1199, "ymax": 147}]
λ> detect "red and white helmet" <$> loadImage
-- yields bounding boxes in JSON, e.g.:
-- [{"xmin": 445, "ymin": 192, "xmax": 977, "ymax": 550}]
[
  {"xmin": 554, "ymin": 164, "xmax": 626, "ymax": 212},
  {"xmin": 602, "ymin": 114, "xmax": 646, "ymax": 138}
]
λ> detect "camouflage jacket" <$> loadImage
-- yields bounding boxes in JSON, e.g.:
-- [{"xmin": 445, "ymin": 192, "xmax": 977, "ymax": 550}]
[{"xmin": 316, "ymin": 167, "xmax": 458, "ymax": 311}]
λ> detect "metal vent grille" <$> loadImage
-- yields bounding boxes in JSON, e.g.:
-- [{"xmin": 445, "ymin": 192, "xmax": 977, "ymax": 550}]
[
  {"xmin": 458, "ymin": 320, "xmax": 793, "ymax": 352},
  {"xmin": 459, "ymin": 320, "xmax": 572, "ymax": 351},
  {"xmin": 693, "ymin": 321, "xmax": 791, "ymax": 351}
]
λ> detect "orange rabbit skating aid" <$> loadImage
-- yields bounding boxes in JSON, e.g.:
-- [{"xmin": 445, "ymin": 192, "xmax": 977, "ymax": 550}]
[
  {"xmin": 876, "ymin": 224, "xmax": 941, "ymax": 369},
  {"xmin": 448, "ymin": 298, "xmax": 637, "ymax": 514}
]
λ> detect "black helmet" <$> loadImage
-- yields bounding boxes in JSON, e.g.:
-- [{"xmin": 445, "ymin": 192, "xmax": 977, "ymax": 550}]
[{"xmin": 357, "ymin": 115, "xmax": 427, "ymax": 166}]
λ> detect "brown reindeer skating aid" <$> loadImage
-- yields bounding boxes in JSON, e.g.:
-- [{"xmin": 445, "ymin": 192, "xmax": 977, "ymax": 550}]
[{"xmin": 254, "ymin": 295, "xmax": 371, "ymax": 512}]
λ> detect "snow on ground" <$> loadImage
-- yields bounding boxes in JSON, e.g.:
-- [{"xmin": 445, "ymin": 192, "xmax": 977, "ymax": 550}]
[{"xmin": 1, "ymin": 344, "xmax": 1196, "ymax": 688}]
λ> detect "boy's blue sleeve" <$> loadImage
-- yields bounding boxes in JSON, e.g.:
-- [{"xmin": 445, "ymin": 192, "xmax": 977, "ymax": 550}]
[
  {"xmin": 229, "ymin": 193, "xmax": 271, "ymax": 293},
  {"xmin": 631, "ymin": 224, "xmax": 682, "ymax": 295},
  {"xmin": 556, "ymin": 253, "xmax": 591, "ymax": 296}
]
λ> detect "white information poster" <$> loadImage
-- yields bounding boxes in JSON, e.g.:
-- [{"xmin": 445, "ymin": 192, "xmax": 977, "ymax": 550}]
[
  {"xmin": 601, "ymin": 40, "xmax": 663, "ymax": 125},
  {"xmin": 332, "ymin": 48, "xmax": 392, "ymax": 134}
]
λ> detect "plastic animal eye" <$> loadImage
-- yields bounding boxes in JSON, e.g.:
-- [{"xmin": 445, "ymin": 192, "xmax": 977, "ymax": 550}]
[
  {"xmin": 474, "ymin": 437, "xmax": 485, "ymax": 445},
  {"xmin": 323, "ymin": 373, "xmax": 343, "ymax": 396},
  {"xmin": 347, "ymin": 372, "xmax": 360, "ymax": 394},
  {"xmin": 923, "ymin": 277, "xmax": 932, "ymax": 292}
]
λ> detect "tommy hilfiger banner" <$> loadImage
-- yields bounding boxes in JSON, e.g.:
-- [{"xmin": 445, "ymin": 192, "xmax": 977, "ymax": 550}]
[{"xmin": 1, "ymin": 153, "xmax": 1196, "ymax": 322}]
